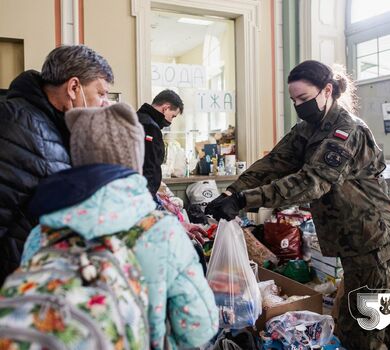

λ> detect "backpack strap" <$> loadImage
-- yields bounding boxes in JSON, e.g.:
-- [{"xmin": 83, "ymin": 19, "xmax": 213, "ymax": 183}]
[
  {"xmin": 116, "ymin": 210, "xmax": 168, "ymax": 249},
  {"xmin": 33, "ymin": 211, "xmax": 168, "ymax": 267},
  {"xmin": 42, "ymin": 226, "xmax": 80, "ymax": 247}
]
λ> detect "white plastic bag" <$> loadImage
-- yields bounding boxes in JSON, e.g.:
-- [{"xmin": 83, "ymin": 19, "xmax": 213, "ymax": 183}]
[
  {"xmin": 207, "ymin": 219, "xmax": 261, "ymax": 329},
  {"xmin": 164, "ymin": 140, "xmax": 186, "ymax": 177},
  {"xmin": 186, "ymin": 180, "xmax": 220, "ymax": 211},
  {"xmin": 258, "ymin": 280, "xmax": 285, "ymax": 309},
  {"xmin": 266, "ymin": 311, "xmax": 334, "ymax": 348},
  {"xmin": 172, "ymin": 147, "xmax": 186, "ymax": 177}
]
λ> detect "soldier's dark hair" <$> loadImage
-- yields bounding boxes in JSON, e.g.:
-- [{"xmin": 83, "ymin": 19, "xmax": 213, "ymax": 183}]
[
  {"xmin": 288, "ymin": 60, "xmax": 357, "ymax": 113},
  {"xmin": 152, "ymin": 89, "xmax": 184, "ymax": 114},
  {"xmin": 41, "ymin": 45, "xmax": 114, "ymax": 86}
]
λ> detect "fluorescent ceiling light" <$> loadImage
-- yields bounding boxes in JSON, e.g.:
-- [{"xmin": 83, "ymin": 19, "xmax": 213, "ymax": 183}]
[{"xmin": 178, "ymin": 17, "xmax": 213, "ymax": 26}]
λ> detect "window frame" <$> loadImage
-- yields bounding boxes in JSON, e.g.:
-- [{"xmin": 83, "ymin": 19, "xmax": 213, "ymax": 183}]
[
  {"xmin": 131, "ymin": 0, "xmax": 264, "ymax": 166},
  {"xmin": 346, "ymin": 0, "xmax": 390, "ymax": 84}
]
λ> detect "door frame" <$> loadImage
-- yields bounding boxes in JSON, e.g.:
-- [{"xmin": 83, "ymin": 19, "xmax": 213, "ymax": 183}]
[{"xmin": 131, "ymin": 0, "xmax": 263, "ymax": 165}]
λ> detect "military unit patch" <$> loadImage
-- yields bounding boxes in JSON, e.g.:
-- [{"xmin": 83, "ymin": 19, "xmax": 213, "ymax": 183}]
[
  {"xmin": 324, "ymin": 151, "xmax": 342, "ymax": 167},
  {"xmin": 334, "ymin": 129, "xmax": 349, "ymax": 140},
  {"xmin": 327, "ymin": 142, "xmax": 351, "ymax": 159}
]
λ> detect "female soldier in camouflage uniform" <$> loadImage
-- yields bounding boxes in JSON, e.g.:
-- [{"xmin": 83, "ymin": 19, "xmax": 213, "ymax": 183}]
[{"xmin": 206, "ymin": 60, "xmax": 390, "ymax": 350}]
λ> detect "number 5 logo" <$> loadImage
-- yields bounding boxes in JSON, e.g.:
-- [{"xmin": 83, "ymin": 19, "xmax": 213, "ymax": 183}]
[{"xmin": 349, "ymin": 286, "xmax": 390, "ymax": 331}]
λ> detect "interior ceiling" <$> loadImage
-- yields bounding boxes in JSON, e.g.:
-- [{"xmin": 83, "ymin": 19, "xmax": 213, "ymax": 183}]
[{"xmin": 151, "ymin": 11, "xmax": 227, "ymax": 58}]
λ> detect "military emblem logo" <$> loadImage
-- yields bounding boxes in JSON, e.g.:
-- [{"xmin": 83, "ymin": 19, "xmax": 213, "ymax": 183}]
[
  {"xmin": 380, "ymin": 296, "xmax": 390, "ymax": 315},
  {"xmin": 324, "ymin": 151, "xmax": 342, "ymax": 167},
  {"xmin": 349, "ymin": 286, "xmax": 390, "ymax": 330}
]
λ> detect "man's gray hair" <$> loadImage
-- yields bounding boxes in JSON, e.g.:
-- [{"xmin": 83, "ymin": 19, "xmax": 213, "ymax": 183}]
[{"xmin": 41, "ymin": 45, "xmax": 114, "ymax": 85}]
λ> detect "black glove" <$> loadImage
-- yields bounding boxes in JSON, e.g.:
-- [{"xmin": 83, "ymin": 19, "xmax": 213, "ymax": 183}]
[
  {"xmin": 207, "ymin": 192, "xmax": 247, "ymax": 221},
  {"xmin": 205, "ymin": 193, "xmax": 227, "ymax": 217}
]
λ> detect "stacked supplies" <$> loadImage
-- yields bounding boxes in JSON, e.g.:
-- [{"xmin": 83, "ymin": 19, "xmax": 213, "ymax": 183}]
[
  {"xmin": 310, "ymin": 235, "xmax": 343, "ymax": 309},
  {"xmin": 310, "ymin": 235, "xmax": 343, "ymax": 283}
]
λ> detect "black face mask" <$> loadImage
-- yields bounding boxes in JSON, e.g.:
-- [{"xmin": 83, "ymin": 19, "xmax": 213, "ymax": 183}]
[
  {"xmin": 161, "ymin": 118, "xmax": 171, "ymax": 128},
  {"xmin": 294, "ymin": 90, "xmax": 327, "ymax": 124}
]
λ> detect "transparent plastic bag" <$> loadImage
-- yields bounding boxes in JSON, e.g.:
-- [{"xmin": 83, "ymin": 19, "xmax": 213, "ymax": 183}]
[
  {"xmin": 258, "ymin": 280, "xmax": 285, "ymax": 309},
  {"xmin": 265, "ymin": 311, "xmax": 334, "ymax": 349},
  {"xmin": 243, "ymin": 228, "xmax": 279, "ymax": 266},
  {"xmin": 302, "ymin": 232, "xmax": 313, "ymax": 261},
  {"xmin": 207, "ymin": 220, "xmax": 261, "ymax": 329}
]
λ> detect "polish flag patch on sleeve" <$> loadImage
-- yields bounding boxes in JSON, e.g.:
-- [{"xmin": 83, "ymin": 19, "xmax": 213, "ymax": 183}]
[
  {"xmin": 145, "ymin": 135, "xmax": 153, "ymax": 142},
  {"xmin": 334, "ymin": 129, "xmax": 349, "ymax": 140}
]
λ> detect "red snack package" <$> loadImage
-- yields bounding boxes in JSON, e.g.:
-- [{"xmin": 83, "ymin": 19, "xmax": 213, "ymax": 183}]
[{"xmin": 264, "ymin": 221, "xmax": 302, "ymax": 262}]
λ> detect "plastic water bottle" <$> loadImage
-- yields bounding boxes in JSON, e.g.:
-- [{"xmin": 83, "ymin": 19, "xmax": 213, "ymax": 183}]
[{"xmin": 217, "ymin": 158, "xmax": 225, "ymax": 176}]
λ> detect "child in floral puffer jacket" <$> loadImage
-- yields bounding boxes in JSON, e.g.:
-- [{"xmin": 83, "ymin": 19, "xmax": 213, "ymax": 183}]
[{"xmin": 21, "ymin": 103, "xmax": 218, "ymax": 350}]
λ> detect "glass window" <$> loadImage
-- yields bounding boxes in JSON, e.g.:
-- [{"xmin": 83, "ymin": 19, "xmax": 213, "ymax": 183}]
[
  {"xmin": 351, "ymin": 0, "xmax": 390, "ymax": 23},
  {"xmin": 357, "ymin": 54, "xmax": 378, "ymax": 80},
  {"xmin": 379, "ymin": 50, "xmax": 390, "ymax": 75},
  {"xmin": 356, "ymin": 39, "xmax": 377, "ymax": 57},
  {"xmin": 379, "ymin": 34, "xmax": 390, "ymax": 51},
  {"xmin": 355, "ymin": 35, "xmax": 390, "ymax": 80},
  {"xmin": 150, "ymin": 10, "xmax": 236, "ymax": 176}
]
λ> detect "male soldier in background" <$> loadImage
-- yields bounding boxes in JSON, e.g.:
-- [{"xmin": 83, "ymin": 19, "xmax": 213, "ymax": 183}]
[
  {"xmin": 0, "ymin": 45, "xmax": 114, "ymax": 285},
  {"xmin": 206, "ymin": 60, "xmax": 390, "ymax": 349}
]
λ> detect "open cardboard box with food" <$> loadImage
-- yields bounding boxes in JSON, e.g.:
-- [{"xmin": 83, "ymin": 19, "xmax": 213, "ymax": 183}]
[{"xmin": 256, "ymin": 267, "xmax": 323, "ymax": 330}]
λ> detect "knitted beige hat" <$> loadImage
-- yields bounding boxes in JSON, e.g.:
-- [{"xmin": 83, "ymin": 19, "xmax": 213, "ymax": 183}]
[{"xmin": 65, "ymin": 103, "xmax": 145, "ymax": 174}]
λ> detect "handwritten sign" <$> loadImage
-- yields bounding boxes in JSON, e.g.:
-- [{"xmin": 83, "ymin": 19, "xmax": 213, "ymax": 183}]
[
  {"xmin": 151, "ymin": 63, "xmax": 206, "ymax": 88},
  {"xmin": 195, "ymin": 90, "xmax": 235, "ymax": 112}
]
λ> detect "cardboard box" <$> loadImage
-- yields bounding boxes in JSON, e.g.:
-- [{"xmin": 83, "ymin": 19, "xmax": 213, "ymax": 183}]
[
  {"xmin": 256, "ymin": 267, "xmax": 323, "ymax": 330},
  {"xmin": 311, "ymin": 258, "xmax": 343, "ymax": 278},
  {"xmin": 323, "ymin": 294, "xmax": 336, "ymax": 309},
  {"xmin": 311, "ymin": 249, "xmax": 342, "ymax": 268}
]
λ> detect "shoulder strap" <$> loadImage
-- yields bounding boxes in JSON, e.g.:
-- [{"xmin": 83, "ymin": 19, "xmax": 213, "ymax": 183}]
[
  {"xmin": 116, "ymin": 210, "xmax": 168, "ymax": 249},
  {"xmin": 41, "ymin": 226, "xmax": 86, "ymax": 250}
]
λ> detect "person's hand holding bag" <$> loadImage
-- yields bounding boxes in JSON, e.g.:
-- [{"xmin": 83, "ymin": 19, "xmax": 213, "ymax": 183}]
[
  {"xmin": 205, "ymin": 192, "xmax": 247, "ymax": 221},
  {"xmin": 205, "ymin": 193, "xmax": 227, "ymax": 217}
]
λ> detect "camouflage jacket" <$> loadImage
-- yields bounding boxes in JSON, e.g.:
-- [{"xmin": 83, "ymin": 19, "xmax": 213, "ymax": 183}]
[{"xmin": 228, "ymin": 103, "xmax": 390, "ymax": 258}]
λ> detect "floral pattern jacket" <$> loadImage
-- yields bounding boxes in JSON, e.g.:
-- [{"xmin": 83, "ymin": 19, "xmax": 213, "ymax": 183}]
[{"xmin": 21, "ymin": 174, "xmax": 218, "ymax": 349}]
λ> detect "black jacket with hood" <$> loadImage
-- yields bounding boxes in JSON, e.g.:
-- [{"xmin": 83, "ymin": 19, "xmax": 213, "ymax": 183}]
[
  {"xmin": 0, "ymin": 70, "xmax": 71, "ymax": 285},
  {"xmin": 137, "ymin": 103, "xmax": 168, "ymax": 197}
]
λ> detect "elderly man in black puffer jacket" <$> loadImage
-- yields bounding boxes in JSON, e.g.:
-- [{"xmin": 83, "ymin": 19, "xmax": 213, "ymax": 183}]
[{"xmin": 0, "ymin": 45, "xmax": 114, "ymax": 285}]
